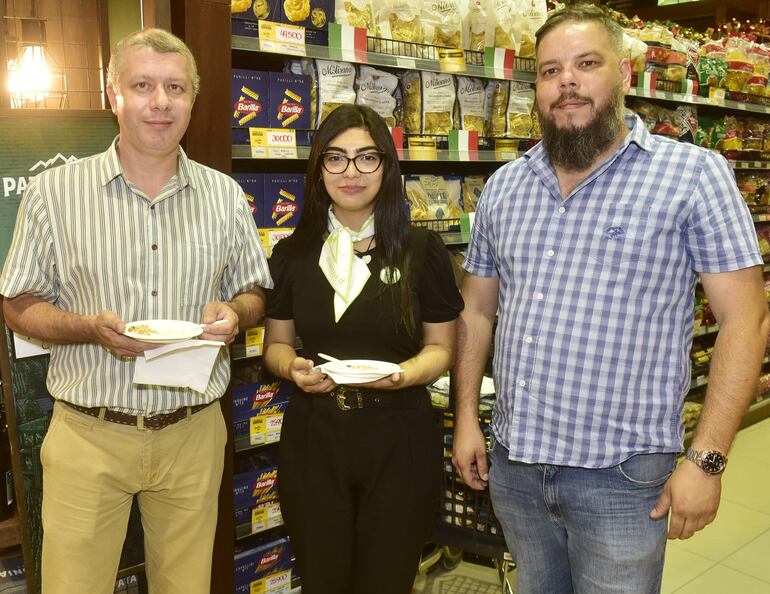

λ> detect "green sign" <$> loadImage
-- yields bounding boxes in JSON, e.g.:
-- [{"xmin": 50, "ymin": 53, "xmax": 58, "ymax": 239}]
[{"xmin": 0, "ymin": 112, "xmax": 118, "ymax": 265}]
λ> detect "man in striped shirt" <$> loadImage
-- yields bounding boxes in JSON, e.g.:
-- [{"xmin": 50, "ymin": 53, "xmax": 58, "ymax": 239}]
[
  {"xmin": 0, "ymin": 29, "xmax": 271, "ymax": 593},
  {"xmin": 453, "ymin": 5, "xmax": 769, "ymax": 593}
]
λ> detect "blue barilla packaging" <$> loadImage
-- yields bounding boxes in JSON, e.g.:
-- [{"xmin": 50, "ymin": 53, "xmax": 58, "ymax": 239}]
[
  {"xmin": 232, "ymin": 69, "xmax": 269, "ymax": 128},
  {"xmin": 235, "ymin": 537, "xmax": 293, "ymax": 591},
  {"xmin": 233, "ymin": 379, "xmax": 293, "ymax": 420},
  {"xmin": 232, "ymin": 173, "xmax": 264, "ymax": 228},
  {"xmin": 268, "ymin": 72, "xmax": 311, "ymax": 129},
  {"xmin": 263, "ymin": 174, "xmax": 304, "ymax": 227},
  {"xmin": 234, "ymin": 464, "xmax": 279, "ymax": 509}
]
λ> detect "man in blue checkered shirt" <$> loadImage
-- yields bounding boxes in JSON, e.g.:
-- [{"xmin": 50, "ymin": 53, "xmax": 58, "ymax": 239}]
[{"xmin": 452, "ymin": 5, "xmax": 770, "ymax": 593}]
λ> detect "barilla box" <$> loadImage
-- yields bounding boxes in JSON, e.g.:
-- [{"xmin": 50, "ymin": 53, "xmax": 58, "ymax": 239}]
[
  {"xmin": 233, "ymin": 400, "xmax": 290, "ymax": 443},
  {"xmin": 230, "ymin": 0, "xmax": 281, "ymax": 22},
  {"xmin": 233, "ymin": 379, "xmax": 294, "ymax": 421},
  {"xmin": 234, "ymin": 463, "xmax": 279, "ymax": 509},
  {"xmin": 232, "ymin": 69, "xmax": 269, "ymax": 128},
  {"xmin": 232, "ymin": 174, "xmax": 264, "ymax": 228},
  {"xmin": 234, "ymin": 498, "xmax": 283, "ymax": 534},
  {"xmin": 235, "ymin": 538, "xmax": 293, "ymax": 593},
  {"xmin": 279, "ymin": 0, "xmax": 333, "ymax": 32},
  {"xmin": 268, "ymin": 72, "xmax": 311, "ymax": 130},
  {"xmin": 263, "ymin": 174, "xmax": 304, "ymax": 227}
]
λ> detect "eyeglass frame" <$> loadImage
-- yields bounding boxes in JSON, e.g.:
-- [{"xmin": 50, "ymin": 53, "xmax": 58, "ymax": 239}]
[{"xmin": 320, "ymin": 151, "xmax": 386, "ymax": 174}]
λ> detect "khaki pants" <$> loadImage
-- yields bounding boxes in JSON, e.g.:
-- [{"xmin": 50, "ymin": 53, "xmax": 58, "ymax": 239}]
[{"xmin": 40, "ymin": 400, "xmax": 227, "ymax": 594}]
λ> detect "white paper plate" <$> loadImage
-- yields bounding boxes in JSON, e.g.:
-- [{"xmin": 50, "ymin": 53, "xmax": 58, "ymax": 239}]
[
  {"xmin": 319, "ymin": 359, "xmax": 403, "ymax": 385},
  {"xmin": 123, "ymin": 319, "xmax": 203, "ymax": 344}
]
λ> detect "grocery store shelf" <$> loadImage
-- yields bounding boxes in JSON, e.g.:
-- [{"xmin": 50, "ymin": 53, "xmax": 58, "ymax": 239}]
[
  {"xmin": 232, "ymin": 35, "xmax": 537, "ymax": 83},
  {"xmin": 232, "ymin": 144, "xmax": 520, "ymax": 163},
  {"xmin": 753, "ymin": 213, "xmax": 770, "ymax": 223},
  {"xmin": 730, "ymin": 160, "xmax": 770, "ymax": 171},
  {"xmin": 627, "ymin": 87, "xmax": 770, "ymax": 116},
  {"xmin": 693, "ymin": 323, "xmax": 719, "ymax": 337}
]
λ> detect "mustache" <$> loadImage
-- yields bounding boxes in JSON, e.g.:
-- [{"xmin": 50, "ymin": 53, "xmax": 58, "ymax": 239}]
[{"xmin": 551, "ymin": 93, "xmax": 594, "ymax": 109}]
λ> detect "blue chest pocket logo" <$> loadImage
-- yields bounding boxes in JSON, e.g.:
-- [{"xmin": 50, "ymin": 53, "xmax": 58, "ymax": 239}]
[{"xmin": 604, "ymin": 226, "xmax": 625, "ymax": 240}]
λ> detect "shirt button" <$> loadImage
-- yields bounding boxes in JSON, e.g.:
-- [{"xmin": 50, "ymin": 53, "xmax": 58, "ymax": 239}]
[
  {"xmin": 518, "ymin": 380, "xmax": 526, "ymax": 387},
  {"xmin": 547, "ymin": 249, "xmax": 555, "ymax": 257},
  {"xmin": 525, "ymin": 336, "xmax": 533, "ymax": 343},
  {"xmin": 536, "ymin": 292, "xmax": 544, "ymax": 300},
  {"xmin": 151, "ymin": 290, "xmax": 158, "ymax": 297},
  {"xmin": 150, "ymin": 205, "xmax": 155, "ymax": 210},
  {"xmin": 151, "ymin": 244, "xmax": 158, "ymax": 251},
  {"xmin": 558, "ymin": 206, "xmax": 566, "ymax": 214}
]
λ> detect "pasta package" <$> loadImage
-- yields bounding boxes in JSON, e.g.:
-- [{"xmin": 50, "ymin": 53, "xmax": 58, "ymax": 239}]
[
  {"xmin": 264, "ymin": 174, "xmax": 304, "ymax": 227},
  {"xmin": 511, "ymin": 0, "xmax": 546, "ymax": 59},
  {"xmin": 462, "ymin": 175, "xmax": 485, "ymax": 213},
  {"xmin": 408, "ymin": 176, "xmax": 463, "ymax": 220},
  {"xmin": 377, "ymin": 0, "xmax": 422, "ymax": 43},
  {"xmin": 280, "ymin": 0, "xmax": 332, "ymax": 29},
  {"xmin": 492, "ymin": 0, "xmax": 517, "ymax": 50},
  {"xmin": 400, "ymin": 70, "xmax": 422, "ymax": 134},
  {"xmin": 466, "ymin": 0, "xmax": 494, "ymax": 51},
  {"xmin": 421, "ymin": 0, "xmax": 463, "ymax": 49},
  {"xmin": 356, "ymin": 66, "xmax": 400, "ymax": 127},
  {"xmin": 487, "ymin": 80, "xmax": 509, "ymax": 137},
  {"xmin": 231, "ymin": 0, "xmax": 279, "ymax": 20},
  {"xmin": 506, "ymin": 82, "xmax": 535, "ymax": 138},
  {"xmin": 268, "ymin": 71, "xmax": 312, "ymax": 129},
  {"xmin": 232, "ymin": 69, "xmax": 269, "ymax": 128},
  {"xmin": 313, "ymin": 60, "xmax": 357, "ymax": 128},
  {"xmin": 405, "ymin": 176, "xmax": 430, "ymax": 220},
  {"xmin": 335, "ymin": 0, "xmax": 377, "ymax": 33},
  {"xmin": 456, "ymin": 76, "xmax": 487, "ymax": 133},
  {"xmin": 232, "ymin": 173, "xmax": 265, "ymax": 228},
  {"xmin": 421, "ymin": 72, "xmax": 457, "ymax": 135}
]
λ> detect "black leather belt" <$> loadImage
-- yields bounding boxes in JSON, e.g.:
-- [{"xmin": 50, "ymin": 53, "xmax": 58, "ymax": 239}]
[
  {"xmin": 321, "ymin": 386, "xmax": 424, "ymax": 411},
  {"xmin": 63, "ymin": 401, "xmax": 213, "ymax": 430}
]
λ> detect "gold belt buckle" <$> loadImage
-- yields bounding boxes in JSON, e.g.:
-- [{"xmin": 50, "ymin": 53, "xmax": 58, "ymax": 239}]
[{"xmin": 335, "ymin": 387, "xmax": 363, "ymax": 411}]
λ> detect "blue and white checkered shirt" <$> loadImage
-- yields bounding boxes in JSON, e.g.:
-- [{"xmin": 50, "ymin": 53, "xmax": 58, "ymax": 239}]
[{"xmin": 464, "ymin": 114, "xmax": 762, "ymax": 467}]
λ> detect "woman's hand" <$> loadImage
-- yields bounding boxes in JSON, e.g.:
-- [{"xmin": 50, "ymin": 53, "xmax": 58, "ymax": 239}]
[
  {"xmin": 290, "ymin": 357, "xmax": 337, "ymax": 393},
  {"xmin": 357, "ymin": 372, "xmax": 405, "ymax": 390}
]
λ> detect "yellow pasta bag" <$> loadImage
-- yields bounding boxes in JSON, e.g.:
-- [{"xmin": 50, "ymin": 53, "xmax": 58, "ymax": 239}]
[
  {"xmin": 493, "ymin": 0, "xmax": 517, "ymax": 50},
  {"xmin": 466, "ymin": 0, "xmax": 494, "ymax": 51},
  {"xmin": 487, "ymin": 80, "xmax": 509, "ymax": 137},
  {"xmin": 456, "ymin": 76, "xmax": 487, "ymax": 133},
  {"xmin": 421, "ymin": 72, "xmax": 456, "ymax": 135},
  {"xmin": 421, "ymin": 0, "xmax": 463, "ymax": 49},
  {"xmin": 400, "ymin": 71, "xmax": 422, "ymax": 134},
  {"xmin": 356, "ymin": 66, "xmax": 400, "ymax": 127},
  {"xmin": 377, "ymin": 0, "xmax": 422, "ymax": 43},
  {"xmin": 506, "ymin": 82, "xmax": 535, "ymax": 138},
  {"xmin": 334, "ymin": 0, "xmax": 376, "ymax": 33},
  {"xmin": 313, "ymin": 60, "xmax": 357, "ymax": 128},
  {"xmin": 511, "ymin": 0, "xmax": 546, "ymax": 59},
  {"xmin": 284, "ymin": 0, "xmax": 310, "ymax": 22}
]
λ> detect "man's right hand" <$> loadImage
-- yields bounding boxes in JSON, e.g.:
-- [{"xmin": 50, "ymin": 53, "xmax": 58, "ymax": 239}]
[
  {"xmin": 92, "ymin": 310, "xmax": 150, "ymax": 357},
  {"xmin": 452, "ymin": 420, "xmax": 489, "ymax": 490}
]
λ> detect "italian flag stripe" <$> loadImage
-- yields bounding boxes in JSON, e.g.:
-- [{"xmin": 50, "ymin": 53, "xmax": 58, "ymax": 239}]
[
  {"xmin": 484, "ymin": 47, "xmax": 515, "ymax": 79},
  {"xmin": 448, "ymin": 130, "xmax": 479, "ymax": 160},
  {"xmin": 328, "ymin": 23, "xmax": 367, "ymax": 63}
]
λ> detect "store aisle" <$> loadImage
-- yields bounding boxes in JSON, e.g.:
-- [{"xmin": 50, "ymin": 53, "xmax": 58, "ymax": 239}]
[{"xmin": 417, "ymin": 416, "xmax": 770, "ymax": 593}]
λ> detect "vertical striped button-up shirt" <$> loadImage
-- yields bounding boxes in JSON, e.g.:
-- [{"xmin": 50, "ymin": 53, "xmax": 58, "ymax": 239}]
[
  {"xmin": 0, "ymin": 138, "xmax": 272, "ymax": 414},
  {"xmin": 463, "ymin": 114, "xmax": 762, "ymax": 467}
]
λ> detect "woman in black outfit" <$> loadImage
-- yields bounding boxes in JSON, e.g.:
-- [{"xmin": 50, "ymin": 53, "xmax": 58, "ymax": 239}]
[{"xmin": 263, "ymin": 104, "xmax": 463, "ymax": 594}]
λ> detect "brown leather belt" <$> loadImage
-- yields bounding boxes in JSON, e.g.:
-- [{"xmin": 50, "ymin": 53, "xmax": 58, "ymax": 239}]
[
  {"xmin": 320, "ymin": 386, "xmax": 424, "ymax": 411},
  {"xmin": 63, "ymin": 401, "xmax": 212, "ymax": 430}
]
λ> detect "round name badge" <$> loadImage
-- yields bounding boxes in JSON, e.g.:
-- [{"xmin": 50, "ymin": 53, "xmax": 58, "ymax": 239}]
[{"xmin": 380, "ymin": 266, "xmax": 401, "ymax": 285}]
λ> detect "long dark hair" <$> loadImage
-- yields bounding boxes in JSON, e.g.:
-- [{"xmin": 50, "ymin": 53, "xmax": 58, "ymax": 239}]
[{"xmin": 282, "ymin": 104, "xmax": 415, "ymax": 335}]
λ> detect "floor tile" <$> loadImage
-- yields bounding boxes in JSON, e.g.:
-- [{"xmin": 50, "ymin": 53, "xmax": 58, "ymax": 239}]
[
  {"xmin": 671, "ymin": 564, "xmax": 770, "ymax": 594},
  {"xmin": 728, "ymin": 421, "xmax": 770, "ymax": 467},
  {"xmin": 720, "ymin": 456, "xmax": 770, "ymax": 514},
  {"xmin": 722, "ymin": 528, "xmax": 770, "ymax": 583},
  {"xmin": 661, "ymin": 545, "xmax": 715, "ymax": 594},
  {"xmin": 673, "ymin": 498, "xmax": 770, "ymax": 561}
]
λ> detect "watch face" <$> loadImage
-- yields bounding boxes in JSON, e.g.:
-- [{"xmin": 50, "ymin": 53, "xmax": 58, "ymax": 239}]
[{"xmin": 701, "ymin": 451, "xmax": 726, "ymax": 474}]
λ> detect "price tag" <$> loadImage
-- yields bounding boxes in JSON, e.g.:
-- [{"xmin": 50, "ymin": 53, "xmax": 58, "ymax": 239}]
[
  {"xmin": 250, "ymin": 569, "xmax": 292, "ymax": 594},
  {"xmin": 438, "ymin": 47, "xmax": 466, "ymax": 73},
  {"xmin": 249, "ymin": 128, "xmax": 298, "ymax": 159},
  {"xmin": 736, "ymin": 102, "xmax": 747, "ymax": 110},
  {"xmin": 245, "ymin": 326, "xmax": 265, "ymax": 348},
  {"xmin": 258, "ymin": 20, "xmax": 306, "ymax": 56},
  {"xmin": 494, "ymin": 139, "xmax": 518, "ymax": 161},
  {"xmin": 249, "ymin": 416, "xmax": 266, "ymax": 446},
  {"xmin": 251, "ymin": 502, "xmax": 284, "ymax": 534},
  {"xmin": 408, "ymin": 136, "xmax": 438, "ymax": 161},
  {"xmin": 708, "ymin": 87, "xmax": 726, "ymax": 104},
  {"xmin": 396, "ymin": 57, "xmax": 417, "ymax": 69},
  {"xmin": 265, "ymin": 414, "xmax": 284, "ymax": 443}
]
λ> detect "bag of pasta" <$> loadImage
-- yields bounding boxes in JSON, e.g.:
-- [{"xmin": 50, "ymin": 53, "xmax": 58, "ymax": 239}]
[
  {"xmin": 334, "ymin": 0, "xmax": 376, "ymax": 33},
  {"xmin": 492, "ymin": 0, "xmax": 516, "ymax": 50},
  {"xmin": 313, "ymin": 60, "xmax": 357, "ymax": 128},
  {"xmin": 377, "ymin": 0, "xmax": 422, "ymax": 43},
  {"xmin": 421, "ymin": 72, "xmax": 457, "ymax": 135},
  {"xmin": 405, "ymin": 176, "xmax": 431, "ymax": 220},
  {"xmin": 356, "ymin": 66, "xmax": 399, "ymax": 127},
  {"xmin": 462, "ymin": 175, "xmax": 485, "ymax": 212},
  {"xmin": 506, "ymin": 82, "xmax": 534, "ymax": 138},
  {"xmin": 487, "ymin": 80, "xmax": 509, "ymax": 137},
  {"xmin": 400, "ymin": 70, "xmax": 422, "ymax": 134},
  {"xmin": 286, "ymin": 59, "xmax": 317, "ymax": 127},
  {"xmin": 511, "ymin": 0, "xmax": 546, "ymax": 59},
  {"xmin": 421, "ymin": 0, "xmax": 463, "ymax": 49},
  {"xmin": 456, "ymin": 76, "xmax": 487, "ymax": 133},
  {"xmin": 466, "ymin": 0, "xmax": 494, "ymax": 51}
]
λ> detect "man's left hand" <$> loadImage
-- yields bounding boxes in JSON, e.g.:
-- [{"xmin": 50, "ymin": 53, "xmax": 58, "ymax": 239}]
[
  {"xmin": 200, "ymin": 302, "xmax": 239, "ymax": 344},
  {"xmin": 649, "ymin": 461, "xmax": 721, "ymax": 539}
]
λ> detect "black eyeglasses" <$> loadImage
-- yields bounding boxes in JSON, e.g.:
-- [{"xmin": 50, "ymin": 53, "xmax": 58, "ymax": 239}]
[{"xmin": 321, "ymin": 151, "xmax": 385, "ymax": 174}]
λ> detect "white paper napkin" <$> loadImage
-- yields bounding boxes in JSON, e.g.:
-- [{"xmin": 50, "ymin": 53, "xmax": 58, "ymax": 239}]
[{"xmin": 133, "ymin": 339, "xmax": 225, "ymax": 393}]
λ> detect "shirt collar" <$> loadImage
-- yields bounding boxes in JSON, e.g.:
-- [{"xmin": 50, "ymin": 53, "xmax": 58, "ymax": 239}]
[{"xmin": 98, "ymin": 136, "xmax": 196, "ymax": 191}]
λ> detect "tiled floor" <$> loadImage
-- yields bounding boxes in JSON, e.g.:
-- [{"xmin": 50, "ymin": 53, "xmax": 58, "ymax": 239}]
[{"xmin": 419, "ymin": 416, "xmax": 770, "ymax": 593}]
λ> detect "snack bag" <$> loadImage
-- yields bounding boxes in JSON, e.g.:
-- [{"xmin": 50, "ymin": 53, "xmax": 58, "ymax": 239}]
[
  {"xmin": 456, "ymin": 76, "xmax": 487, "ymax": 133},
  {"xmin": 356, "ymin": 66, "xmax": 399, "ymax": 127},
  {"xmin": 313, "ymin": 60, "xmax": 357, "ymax": 128},
  {"xmin": 421, "ymin": 0, "xmax": 463, "ymax": 49}
]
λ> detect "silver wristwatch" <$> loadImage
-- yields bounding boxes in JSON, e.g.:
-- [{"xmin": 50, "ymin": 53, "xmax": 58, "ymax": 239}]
[{"xmin": 685, "ymin": 447, "xmax": 727, "ymax": 475}]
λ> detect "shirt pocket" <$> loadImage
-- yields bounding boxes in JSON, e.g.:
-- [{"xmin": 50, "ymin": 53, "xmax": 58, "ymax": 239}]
[{"xmin": 587, "ymin": 215, "xmax": 648, "ymax": 267}]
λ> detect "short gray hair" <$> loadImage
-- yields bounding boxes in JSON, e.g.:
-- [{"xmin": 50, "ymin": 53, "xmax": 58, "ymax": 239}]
[
  {"xmin": 107, "ymin": 28, "xmax": 200, "ymax": 96},
  {"xmin": 535, "ymin": 4, "xmax": 625, "ymax": 58}
]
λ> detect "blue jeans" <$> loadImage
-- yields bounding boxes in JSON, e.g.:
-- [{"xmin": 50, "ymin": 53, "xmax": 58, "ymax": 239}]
[{"xmin": 488, "ymin": 440, "xmax": 676, "ymax": 594}]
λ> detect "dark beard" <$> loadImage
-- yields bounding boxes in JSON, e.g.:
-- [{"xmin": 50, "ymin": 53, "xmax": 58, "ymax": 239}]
[{"xmin": 538, "ymin": 87, "xmax": 626, "ymax": 172}]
